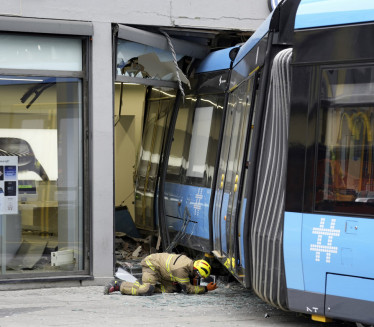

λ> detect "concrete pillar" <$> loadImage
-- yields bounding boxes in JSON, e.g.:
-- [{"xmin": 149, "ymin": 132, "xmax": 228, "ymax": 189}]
[{"xmin": 91, "ymin": 21, "xmax": 114, "ymax": 280}]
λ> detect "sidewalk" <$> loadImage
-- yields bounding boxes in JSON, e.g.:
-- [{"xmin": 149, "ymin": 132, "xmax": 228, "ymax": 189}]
[{"xmin": 0, "ymin": 281, "xmax": 354, "ymax": 327}]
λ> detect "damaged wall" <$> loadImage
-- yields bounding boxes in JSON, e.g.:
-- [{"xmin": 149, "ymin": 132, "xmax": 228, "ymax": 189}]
[{"xmin": 0, "ymin": 0, "xmax": 270, "ymax": 32}]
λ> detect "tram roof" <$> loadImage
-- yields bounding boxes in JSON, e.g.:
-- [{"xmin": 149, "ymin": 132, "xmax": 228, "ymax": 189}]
[
  {"xmin": 232, "ymin": 12, "xmax": 274, "ymax": 67},
  {"xmin": 196, "ymin": 46, "xmax": 238, "ymax": 74},
  {"xmin": 295, "ymin": 0, "xmax": 374, "ymax": 29}
]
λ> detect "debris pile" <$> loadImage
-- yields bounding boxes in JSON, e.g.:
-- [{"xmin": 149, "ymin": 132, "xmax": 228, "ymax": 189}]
[
  {"xmin": 115, "ymin": 232, "xmax": 155, "ymax": 265},
  {"xmin": 114, "ymin": 232, "xmax": 156, "ymax": 280}
]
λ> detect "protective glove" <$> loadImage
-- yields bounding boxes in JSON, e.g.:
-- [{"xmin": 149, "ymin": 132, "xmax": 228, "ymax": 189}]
[{"xmin": 206, "ymin": 282, "xmax": 217, "ymax": 291}]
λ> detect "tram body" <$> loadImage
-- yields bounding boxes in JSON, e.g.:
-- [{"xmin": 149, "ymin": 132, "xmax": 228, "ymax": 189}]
[
  {"xmin": 285, "ymin": 0, "xmax": 374, "ymax": 323},
  {"xmin": 134, "ymin": 0, "xmax": 374, "ymax": 324},
  {"xmin": 134, "ymin": 46, "xmax": 236, "ymax": 251},
  {"xmin": 162, "ymin": 46, "xmax": 236, "ymax": 252}
]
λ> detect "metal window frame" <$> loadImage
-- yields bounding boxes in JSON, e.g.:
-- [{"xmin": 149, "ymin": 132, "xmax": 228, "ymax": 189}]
[
  {"xmin": 115, "ymin": 75, "xmax": 177, "ymax": 88},
  {"xmin": 0, "ymin": 16, "xmax": 93, "ymax": 36},
  {"xmin": 0, "ymin": 69, "xmax": 85, "ymax": 78},
  {"xmin": 117, "ymin": 24, "xmax": 208, "ymax": 59}
]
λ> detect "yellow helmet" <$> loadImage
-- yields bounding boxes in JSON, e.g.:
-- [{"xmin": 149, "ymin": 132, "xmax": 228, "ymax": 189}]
[{"xmin": 193, "ymin": 259, "xmax": 211, "ymax": 278}]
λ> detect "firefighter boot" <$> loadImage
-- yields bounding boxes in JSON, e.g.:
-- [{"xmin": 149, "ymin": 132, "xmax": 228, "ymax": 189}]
[
  {"xmin": 103, "ymin": 279, "xmax": 122, "ymax": 295},
  {"xmin": 138, "ymin": 284, "xmax": 155, "ymax": 296}
]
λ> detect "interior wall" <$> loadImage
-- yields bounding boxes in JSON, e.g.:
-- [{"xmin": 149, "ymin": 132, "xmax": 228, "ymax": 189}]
[{"xmin": 114, "ymin": 84, "xmax": 146, "ymax": 220}]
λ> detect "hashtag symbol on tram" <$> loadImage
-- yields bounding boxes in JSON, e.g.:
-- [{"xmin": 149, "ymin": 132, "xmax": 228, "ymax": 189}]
[
  {"xmin": 193, "ymin": 188, "xmax": 203, "ymax": 215},
  {"xmin": 310, "ymin": 218, "xmax": 341, "ymax": 263}
]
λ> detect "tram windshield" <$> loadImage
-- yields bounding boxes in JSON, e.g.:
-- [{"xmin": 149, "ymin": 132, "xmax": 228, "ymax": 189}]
[{"xmin": 316, "ymin": 66, "xmax": 374, "ymax": 214}]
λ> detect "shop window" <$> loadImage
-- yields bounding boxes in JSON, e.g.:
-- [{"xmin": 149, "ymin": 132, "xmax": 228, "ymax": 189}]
[
  {"xmin": 0, "ymin": 34, "xmax": 82, "ymax": 71},
  {"xmin": 0, "ymin": 34, "xmax": 85, "ymax": 276}
]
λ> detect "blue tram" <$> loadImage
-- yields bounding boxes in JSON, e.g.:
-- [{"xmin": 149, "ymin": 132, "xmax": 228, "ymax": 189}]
[
  {"xmin": 285, "ymin": 0, "xmax": 374, "ymax": 324},
  {"xmin": 134, "ymin": 0, "xmax": 374, "ymax": 324}
]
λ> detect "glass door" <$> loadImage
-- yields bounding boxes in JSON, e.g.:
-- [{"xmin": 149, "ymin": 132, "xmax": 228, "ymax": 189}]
[{"xmin": 213, "ymin": 74, "xmax": 256, "ymax": 274}]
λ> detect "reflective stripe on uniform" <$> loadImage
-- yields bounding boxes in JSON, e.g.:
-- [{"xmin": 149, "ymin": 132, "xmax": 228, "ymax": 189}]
[
  {"xmin": 165, "ymin": 254, "xmax": 191, "ymax": 284},
  {"xmin": 132, "ymin": 281, "xmax": 140, "ymax": 295},
  {"xmin": 165, "ymin": 254, "xmax": 173, "ymax": 272},
  {"xmin": 173, "ymin": 277, "xmax": 190, "ymax": 283},
  {"xmin": 146, "ymin": 259, "xmax": 156, "ymax": 271},
  {"xmin": 165, "ymin": 254, "xmax": 176, "ymax": 281}
]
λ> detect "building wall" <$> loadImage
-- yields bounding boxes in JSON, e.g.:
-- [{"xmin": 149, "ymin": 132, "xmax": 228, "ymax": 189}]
[
  {"xmin": 0, "ymin": 0, "xmax": 270, "ymax": 31},
  {"xmin": 0, "ymin": 0, "xmax": 270, "ymax": 284}
]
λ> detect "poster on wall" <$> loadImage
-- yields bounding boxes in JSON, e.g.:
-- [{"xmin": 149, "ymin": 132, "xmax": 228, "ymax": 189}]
[
  {"xmin": 0, "ymin": 130, "xmax": 57, "ymax": 181},
  {"xmin": 0, "ymin": 156, "xmax": 18, "ymax": 215}
]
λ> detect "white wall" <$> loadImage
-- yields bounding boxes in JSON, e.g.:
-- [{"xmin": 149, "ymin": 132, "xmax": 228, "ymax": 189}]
[{"xmin": 0, "ymin": 0, "xmax": 270, "ymax": 31}]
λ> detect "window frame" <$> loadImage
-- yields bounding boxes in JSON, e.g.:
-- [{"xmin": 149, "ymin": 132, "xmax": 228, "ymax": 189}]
[{"xmin": 0, "ymin": 32, "xmax": 91, "ymax": 281}]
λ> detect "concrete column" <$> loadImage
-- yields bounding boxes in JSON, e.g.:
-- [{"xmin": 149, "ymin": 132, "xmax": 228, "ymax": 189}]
[{"xmin": 90, "ymin": 21, "xmax": 114, "ymax": 280}]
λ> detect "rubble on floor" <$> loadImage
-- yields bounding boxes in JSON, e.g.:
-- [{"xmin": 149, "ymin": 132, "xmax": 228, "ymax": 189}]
[{"xmin": 114, "ymin": 232, "xmax": 156, "ymax": 278}]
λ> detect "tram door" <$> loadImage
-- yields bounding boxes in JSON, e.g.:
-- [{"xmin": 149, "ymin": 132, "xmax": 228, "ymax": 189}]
[
  {"xmin": 134, "ymin": 89, "xmax": 176, "ymax": 231},
  {"xmin": 213, "ymin": 74, "xmax": 256, "ymax": 272}
]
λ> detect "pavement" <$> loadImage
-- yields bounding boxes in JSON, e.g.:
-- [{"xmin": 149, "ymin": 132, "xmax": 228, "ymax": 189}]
[{"xmin": 0, "ymin": 280, "xmax": 357, "ymax": 327}]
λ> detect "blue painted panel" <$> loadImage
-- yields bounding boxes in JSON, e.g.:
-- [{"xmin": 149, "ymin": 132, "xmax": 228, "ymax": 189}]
[
  {"xmin": 327, "ymin": 274, "xmax": 374, "ymax": 302},
  {"xmin": 238, "ymin": 198, "xmax": 247, "ymax": 268},
  {"xmin": 233, "ymin": 12, "xmax": 273, "ymax": 67},
  {"xmin": 283, "ymin": 212, "xmax": 304, "ymax": 290},
  {"xmin": 295, "ymin": 0, "xmax": 374, "ymax": 29},
  {"xmin": 163, "ymin": 182, "xmax": 182, "ymax": 218},
  {"xmin": 301, "ymin": 214, "xmax": 374, "ymax": 294},
  {"xmin": 164, "ymin": 182, "xmax": 211, "ymax": 239},
  {"xmin": 196, "ymin": 46, "xmax": 235, "ymax": 74}
]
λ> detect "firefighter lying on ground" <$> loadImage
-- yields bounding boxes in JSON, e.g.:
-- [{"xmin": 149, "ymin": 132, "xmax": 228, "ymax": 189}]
[{"xmin": 104, "ymin": 253, "xmax": 218, "ymax": 295}]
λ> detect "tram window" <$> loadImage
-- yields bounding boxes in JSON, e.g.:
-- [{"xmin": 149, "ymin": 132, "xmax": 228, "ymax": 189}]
[
  {"xmin": 315, "ymin": 66, "xmax": 374, "ymax": 215},
  {"xmin": 186, "ymin": 106, "xmax": 213, "ymax": 179},
  {"xmin": 166, "ymin": 97, "xmax": 195, "ymax": 183},
  {"xmin": 166, "ymin": 94, "xmax": 224, "ymax": 188}
]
